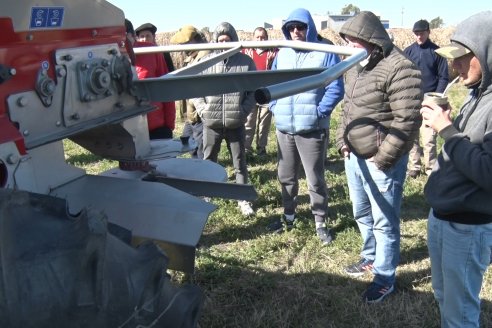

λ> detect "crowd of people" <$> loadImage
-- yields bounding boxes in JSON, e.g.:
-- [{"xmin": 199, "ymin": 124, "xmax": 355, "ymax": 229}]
[{"xmin": 126, "ymin": 8, "xmax": 492, "ymax": 326}]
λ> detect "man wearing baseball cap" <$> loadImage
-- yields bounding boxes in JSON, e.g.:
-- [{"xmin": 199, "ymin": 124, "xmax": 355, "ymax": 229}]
[
  {"xmin": 405, "ymin": 19, "xmax": 449, "ymax": 179},
  {"xmin": 422, "ymin": 11, "xmax": 492, "ymax": 328}
]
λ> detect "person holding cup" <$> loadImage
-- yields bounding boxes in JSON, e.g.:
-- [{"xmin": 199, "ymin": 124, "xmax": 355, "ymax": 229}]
[{"xmin": 422, "ymin": 11, "xmax": 492, "ymax": 328}]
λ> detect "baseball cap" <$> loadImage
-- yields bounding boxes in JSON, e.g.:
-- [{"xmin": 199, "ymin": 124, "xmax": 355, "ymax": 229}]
[
  {"xmin": 435, "ymin": 42, "xmax": 471, "ymax": 59},
  {"xmin": 170, "ymin": 25, "xmax": 199, "ymax": 44},
  {"xmin": 413, "ymin": 19, "xmax": 430, "ymax": 32}
]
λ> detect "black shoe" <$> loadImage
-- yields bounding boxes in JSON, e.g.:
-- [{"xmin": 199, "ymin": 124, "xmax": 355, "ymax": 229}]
[
  {"xmin": 316, "ymin": 226, "xmax": 333, "ymax": 246},
  {"xmin": 362, "ymin": 282, "xmax": 394, "ymax": 303},
  {"xmin": 345, "ymin": 258, "xmax": 374, "ymax": 277},
  {"xmin": 407, "ymin": 170, "xmax": 421, "ymax": 178},
  {"xmin": 267, "ymin": 215, "xmax": 294, "ymax": 233},
  {"xmin": 256, "ymin": 147, "xmax": 267, "ymax": 156}
]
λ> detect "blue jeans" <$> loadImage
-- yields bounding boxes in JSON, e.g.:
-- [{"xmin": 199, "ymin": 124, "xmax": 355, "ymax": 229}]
[
  {"xmin": 427, "ymin": 212, "xmax": 492, "ymax": 327},
  {"xmin": 344, "ymin": 154, "xmax": 408, "ymax": 286}
]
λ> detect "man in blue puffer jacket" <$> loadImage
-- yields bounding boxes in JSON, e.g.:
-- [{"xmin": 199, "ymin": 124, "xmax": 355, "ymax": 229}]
[{"xmin": 267, "ymin": 8, "xmax": 344, "ymax": 245}]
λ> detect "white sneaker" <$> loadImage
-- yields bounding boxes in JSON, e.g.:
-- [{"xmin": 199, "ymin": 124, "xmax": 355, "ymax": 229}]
[{"xmin": 238, "ymin": 200, "xmax": 254, "ymax": 216}]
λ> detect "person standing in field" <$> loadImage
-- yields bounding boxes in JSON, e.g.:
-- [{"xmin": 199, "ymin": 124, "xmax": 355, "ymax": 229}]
[
  {"xmin": 336, "ymin": 11, "xmax": 422, "ymax": 303},
  {"xmin": 191, "ymin": 22, "xmax": 257, "ymax": 216},
  {"xmin": 242, "ymin": 27, "xmax": 278, "ymax": 157},
  {"xmin": 422, "ymin": 11, "xmax": 492, "ymax": 327},
  {"xmin": 125, "ymin": 19, "xmax": 175, "ymax": 139},
  {"xmin": 135, "ymin": 22, "xmax": 175, "ymax": 72},
  {"xmin": 405, "ymin": 19, "xmax": 449, "ymax": 178},
  {"xmin": 267, "ymin": 8, "xmax": 344, "ymax": 246},
  {"xmin": 170, "ymin": 25, "xmax": 211, "ymax": 159}
]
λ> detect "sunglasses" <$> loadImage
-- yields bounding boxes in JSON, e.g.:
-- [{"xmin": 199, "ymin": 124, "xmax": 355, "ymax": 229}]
[{"xmin": 287, "ymin": 24, "xmax": 307, "ymax": 32}]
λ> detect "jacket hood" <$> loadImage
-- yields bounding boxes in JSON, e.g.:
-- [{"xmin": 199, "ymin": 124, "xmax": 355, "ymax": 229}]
[
  {"xmin": 281, "ymin": 8, "xmax": 318, "ymax": 42},
  {"xmin": 450, "ymin": 11, "xmax": 492, "ymax": 91},
  {"xmin": 339, "ymin": 11, "xmax": 394, "ymax": 56},
  {"xmin": 212, "ymin": 22, "xmax": 239, "ymax": 42}
]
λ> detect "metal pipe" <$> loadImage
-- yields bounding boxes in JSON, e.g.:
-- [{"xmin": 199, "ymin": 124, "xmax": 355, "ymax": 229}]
[
  {"xmin": 255, "ymin": 49, "xmax": 367, "ymax": 104},
  {"xmin": 133, "ymin": 40, "xmax": 361, "ymax": 57}
]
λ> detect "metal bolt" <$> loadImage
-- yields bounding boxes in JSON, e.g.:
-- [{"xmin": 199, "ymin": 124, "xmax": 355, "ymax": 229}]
[
  {"xmin": 26, "ymin": 34, "xmax": 33, "ymax": 41},
  {"xmin": 92, "ymin": 29, "xmax": 98, "ymax": 37},
  {"xmin": 71, "ymin": 113, "xmax": 80, "ymax": 120},
  {"xmin": 83, "ymin": 94, "xmax": 92, "ymax": 102},
  {"xmin": 6, "ymin": 154, "xmax": 19, "ymax": 165},
  {"xmin": 56, "ymin": 121, "xmax": 61, "ymax": 126},
  {"xmin": 43, "ymin": 80, "xmax": 56, "ymax": 95},
  {"xmin": 64, "ymin": 54, "xmax": 73, "ymax": 61},
  {"xmin": 17, "ymin": 97, "xmax": 28, "ymax": 107},
  {"xmin": 109, "ymin": 49, "xmax": 118, "ymax": 55},
  {"xmin": 23, "ymin": 130, "xmax": 29, "ymax": 136},
  {"xmin": 9, "ymin": 68, "xmax": 16, "ymax": 76},
  {"xmin": 101, "ymin": 59, "xmax": 109, "ymax": 67},
  {"xmin": 56, "ymin": 67, "xmax": 66, "ymax": 77}
]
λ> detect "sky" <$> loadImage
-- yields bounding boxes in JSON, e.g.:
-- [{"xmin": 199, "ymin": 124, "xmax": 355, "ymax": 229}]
[{"xmin": 109, "ymin": 0, "xmax": 490, "ymax": 33}]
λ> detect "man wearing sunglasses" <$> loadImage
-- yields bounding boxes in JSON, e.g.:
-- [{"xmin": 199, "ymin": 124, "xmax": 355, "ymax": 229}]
[{"xmin": 267, "ymin": 8, "xmax": 344, "ymax": 246}]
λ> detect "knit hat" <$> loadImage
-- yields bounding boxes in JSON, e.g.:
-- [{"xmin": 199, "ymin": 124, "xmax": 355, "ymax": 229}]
[
  {"xmin": 435, "ymin": 42, "xmax": 471, "ymax": 59},
  {"xmin": 135, "ymin": 23, "xmax": 157, "ymax": 35},
  {"xmin": 170, "ymin": 25, "xmax": 199, "ymax": 44},
  {"xmin": 413, "ymin": 19, "xmax": 430, "ymax": 32}
]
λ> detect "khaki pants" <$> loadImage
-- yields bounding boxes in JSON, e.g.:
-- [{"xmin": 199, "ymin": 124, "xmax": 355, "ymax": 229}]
[
  {"xmin": 244, "ymin": 104, "xmax": 272, "ymax": 152},
  {"xmin": 408, "ymin": 124, "xmax": 437, "ymax": 175}
]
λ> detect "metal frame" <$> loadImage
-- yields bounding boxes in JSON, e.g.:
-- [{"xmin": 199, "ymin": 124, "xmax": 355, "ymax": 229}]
[{"xmin": 133, "ymin": 40, "xmax": 367, "ymax": 104}]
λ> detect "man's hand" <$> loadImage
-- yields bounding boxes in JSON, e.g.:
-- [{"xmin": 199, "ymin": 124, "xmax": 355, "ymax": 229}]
[
  {"xmin": 420, "ymin": 100, "xmax": 453, "ymax": 133},
  {"xmin": 341, "ymin": 145, "xmax": 351, "ymax": 159}
]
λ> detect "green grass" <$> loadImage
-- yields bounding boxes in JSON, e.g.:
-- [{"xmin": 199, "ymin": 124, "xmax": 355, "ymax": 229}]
[{"xmin": 65, "ymin": 84, "xmax": 492, "ymax": 327}]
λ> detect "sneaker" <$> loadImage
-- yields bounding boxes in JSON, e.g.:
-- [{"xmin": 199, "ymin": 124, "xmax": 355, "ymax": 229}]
[
  {"xmin": 362, "ymin": 282, "xmax": 394, "ymax": 303},
  {"xmin": 345, "ymin": 258, "xmax": 374, "ymax": 277},
  {"xmin": 316, "ymin": 226, "xmax": 333, "ymax": 246},
  {"xmin": 267, "ymin": 215, "xmax": 295, "ymax": 233},
  {"xmin": 238, "ymin": 200, "xmax": 254, "ymax": 216}
]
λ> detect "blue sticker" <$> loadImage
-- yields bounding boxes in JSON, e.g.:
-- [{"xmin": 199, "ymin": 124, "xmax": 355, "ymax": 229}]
[
  {"xmin": 88, "ymin": 51, "xmax": 93, "ymax": 59},
  {"xmin": 41, "ymin": 61, "xmax": 49, "ymax": 70},
  {"xmin": 30, "ymin": 7, "xmax": 64, "ymax": 29}
]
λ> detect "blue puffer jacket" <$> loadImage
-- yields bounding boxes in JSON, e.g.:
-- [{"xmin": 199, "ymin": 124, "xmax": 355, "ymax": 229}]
[{"xmin": 269, "ymin": 8, "xmax": 344, "ymax": 134}]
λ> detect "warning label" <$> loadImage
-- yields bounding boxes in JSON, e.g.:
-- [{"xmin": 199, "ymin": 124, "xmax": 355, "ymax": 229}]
[{"xmin": 30, "ymin": 7, "xmax": 65, "ymax": 29}]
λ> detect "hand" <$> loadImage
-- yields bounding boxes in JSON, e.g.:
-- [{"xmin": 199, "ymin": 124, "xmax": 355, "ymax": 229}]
[
  {"xmin": 341, "ymin": 145, "xmax": 351, "ymax": 159},
  {"xmin": 420, "ymin": 100, "xmax": 453, "ymax": 133}
]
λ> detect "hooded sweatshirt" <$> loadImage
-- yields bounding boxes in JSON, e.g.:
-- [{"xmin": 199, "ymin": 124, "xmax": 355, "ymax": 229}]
[
  {"xmin": 191, "ymin": 22, "xmax": 257, "ymax": 129},
  {"xmin": 424, "ymin": 11, "xmax": 492, "ymax": 224},
  {"xmin": 335, "ymin": 11, "xmax": 422, "ymax": 170},
  {"xmin": 269, "ymin": 8, "xmax": 344, "ymax": 135}
]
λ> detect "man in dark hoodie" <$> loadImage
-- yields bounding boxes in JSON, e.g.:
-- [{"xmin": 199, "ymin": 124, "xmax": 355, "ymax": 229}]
[
  {"xmin": 336, "ymin": 11, "xmax": 422, "ymax": 303},
  {"xmin": 191, "ymin": 22, "xmax": 257, "ymax": 216},
  {"xmin": 422, "ymin": 11, "xmax": 492, "ymax": 327}
]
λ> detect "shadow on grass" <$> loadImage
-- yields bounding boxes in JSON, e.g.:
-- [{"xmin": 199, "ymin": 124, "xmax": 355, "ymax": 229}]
[
  {"xmin": 190, "ymin": 251, "xmax": 474, "ymax": 328},
  {"xmin": 65, "ymin": 152, "xmax": 104, "ymax": 166}
]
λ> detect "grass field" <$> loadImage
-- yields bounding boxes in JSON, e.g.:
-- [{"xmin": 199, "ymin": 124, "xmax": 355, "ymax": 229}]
[{"xmin": 65, "ymin": 83, "xmax": 492, "ymax": 327}]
